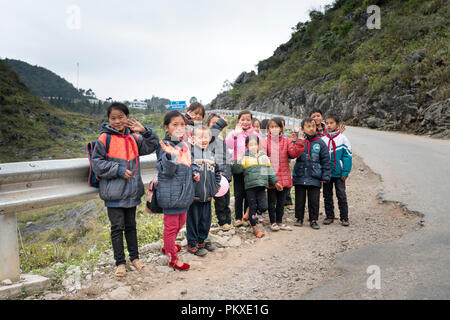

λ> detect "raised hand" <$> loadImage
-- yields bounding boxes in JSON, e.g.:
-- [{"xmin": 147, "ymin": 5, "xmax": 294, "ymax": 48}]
[
  {"xmin": 160, "ymin": 141, "xmax": 179, "ymax": 157},
  {"xmin": 234, "ymin": 124, "xmax": 243, "ymax": 136},
  {"xmin": 290, "ymin": 132, "xmax": 297, "ymax": 142},
  {"xmin": 127, "ymin": 118, "xmax": 146, "ymax": 133},
  {"xmin": 339, "ymin": 123, "xmax": 346, "ymax": 133},
  {"xmin": 293, "ymin": 124, "xmax": 301, "ymax": 133}
]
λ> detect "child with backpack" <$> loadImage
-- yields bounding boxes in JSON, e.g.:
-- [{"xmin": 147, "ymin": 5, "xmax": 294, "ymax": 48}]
[
  {"xmin": 292, "ymin": 117, "xmax": 331, "ymax": 230},
  {"xmin": 239, "ymin": 135, "xmax": 283, "ymax": 238},
  {"xmin": 265, "ymin": 117, "xmax": 304, "ymax": 231},
  {"xmin": 157, "ymin": 110, "xmax": 200, "ymax": 271},
  {"xmin": 186, "ymin": 125, "xmax": 222, "ymax": 256},
  {"xmin": 321, "ymin": 114, "xmax": 352, "ymax": 226},
  {"xmin": 91, "ymin": 102, "xmax": 159, "ymax": 277}
]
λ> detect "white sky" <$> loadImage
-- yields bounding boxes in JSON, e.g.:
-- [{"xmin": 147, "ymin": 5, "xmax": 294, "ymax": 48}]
[{"xmin": 0, "ymin": 0, "xmax": 333, "ymax": 104}]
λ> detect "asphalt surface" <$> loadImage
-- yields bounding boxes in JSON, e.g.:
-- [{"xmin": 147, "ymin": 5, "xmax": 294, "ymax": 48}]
[{"xmin": 300, "ymin": 126, "xmax": 450, "ymax": 299}]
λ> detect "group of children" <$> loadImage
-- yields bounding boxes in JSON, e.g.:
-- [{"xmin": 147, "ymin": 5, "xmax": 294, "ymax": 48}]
[{"xmin": 91, "ymin": 102, "xmax": 352, "ymax": 275}]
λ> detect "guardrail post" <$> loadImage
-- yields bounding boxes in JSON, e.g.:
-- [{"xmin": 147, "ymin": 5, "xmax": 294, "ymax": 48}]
[{"xmin": 0, "ymin": 212, "xmax": 20, "ymax": 282}]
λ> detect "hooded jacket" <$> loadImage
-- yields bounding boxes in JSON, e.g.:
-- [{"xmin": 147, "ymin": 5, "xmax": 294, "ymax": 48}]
[
  {"xmin": 292, "ymin": 133, "xmax": 331, "ymax": 188},
  {"xmin": 92, "ymin": 124, "xmax": 159, "ymax": 208},
  {"xmin": 191, "ymin": 144, "xmax": 222, "ymax": 202},
  {"xmin": 266, "ymin": 133, "xmax": 305, "ymax": 189}
]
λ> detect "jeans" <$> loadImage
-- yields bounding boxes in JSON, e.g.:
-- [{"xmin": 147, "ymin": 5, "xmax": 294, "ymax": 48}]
[
  {"xmin": 107, "ymin": 206, "xmax": 139, "ymax": 266},
  {"xmin": 246, "ymin": 186, "xmax": 268, "ymax": 227},
  {"xmin": 323, "ymin": 178, "xmax": 348, "ymax": 220},
  {"xmin": 268, "ymin": 188, "xmax": 289, "ymax": 224},
  {"xmin": 294, "ymin": 185, "xmax": 320, "ymax": 222},
  {"xmin": 186, "ymin": 201, "xmax": 212, "ymax": 247},
  {"xmin": 214, "ymin": 190, "xmax": 231, "ymax": 226}
]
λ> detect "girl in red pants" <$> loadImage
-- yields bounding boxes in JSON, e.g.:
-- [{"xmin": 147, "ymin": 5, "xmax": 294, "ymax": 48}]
[{"xmin": 156, "ymin": 110, "xmax": 200, "ymax": 271}]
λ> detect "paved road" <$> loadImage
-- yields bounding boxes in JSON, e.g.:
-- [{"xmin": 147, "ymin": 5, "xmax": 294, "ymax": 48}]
[{"xmin": 300, "ymin": 126, "xmax": 450, "ymax": 299}]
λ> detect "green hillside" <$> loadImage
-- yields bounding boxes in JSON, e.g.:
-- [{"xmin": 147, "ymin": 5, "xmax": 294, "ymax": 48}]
[{"xmin": 211, "ymin": 0, "xmax": 449, "ymax": 137}]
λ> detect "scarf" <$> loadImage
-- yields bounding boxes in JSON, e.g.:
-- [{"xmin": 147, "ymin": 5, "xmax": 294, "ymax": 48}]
[{"xmin": 326, "ymin": 131, "xmax": 340, "ymax": 169}]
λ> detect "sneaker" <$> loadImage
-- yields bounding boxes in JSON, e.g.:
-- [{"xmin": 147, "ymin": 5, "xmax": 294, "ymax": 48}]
[
  {"xmin": 323, "ymin": 217, "xmax": 335, "ymax": 225},
  {"xmin": 270, "ymin": 223, "xmax": 280, "ymax": 231},
  {"xmin": 310, "ymin": 221, "xmax": 320, "ymax": 230},
  {"xmin": 187, "ymin": 245, "xmax": 208, "ymax": 256},
  {"xmin": 220, "ymin": 223, "xmax": 233, "ymax": 231},
  {"xmin": 202, "ymin": 242, "xmax": 216, "ymax": 251},
  {"xmin": 279, "ymin": 224, "xmax": 292, "ymax": 231},
  {"xmin": 294, "ymin": 219, "xmax": 303, "ymax": 227},
  {"xmin": 341, "ymin": 219, "xmax": 350, "ymax": 227},
  {"xmin": 234, "ymin": 220, "xmax": 244, "ymax": 227}
]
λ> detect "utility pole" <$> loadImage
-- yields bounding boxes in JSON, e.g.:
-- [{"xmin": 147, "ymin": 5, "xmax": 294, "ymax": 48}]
[{"xmin": 76, "ymin": 62, "xmax": 79, "ymax": 91}]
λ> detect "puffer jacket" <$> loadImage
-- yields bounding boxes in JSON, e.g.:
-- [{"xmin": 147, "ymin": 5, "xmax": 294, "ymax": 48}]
[
  {"xmin": 266, "ymin": 133, "xmax": 305, "ymax": 189},
  {"xmin": 92, "ymin": 124, "xmax": 159, "ymax": 208},
  {"xmin": 239, "ymin": 150, "xmax": 278, "ymax": 190},
  {"xmin": 292, "ymin": 133, "xmax": 331, "ymax": 188},
  {"xmin": 156, "ymin": 136, "xmax": 197, "ymax": 214},
  {"xmin": 191, "ymin": 145, "xmax": 222, "ymax": 202}
]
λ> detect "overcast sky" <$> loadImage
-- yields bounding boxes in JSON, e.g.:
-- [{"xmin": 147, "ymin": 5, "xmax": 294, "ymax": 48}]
[{"xmin": 1, "ymin": 0, "xmax": 333, "ymax": 104}]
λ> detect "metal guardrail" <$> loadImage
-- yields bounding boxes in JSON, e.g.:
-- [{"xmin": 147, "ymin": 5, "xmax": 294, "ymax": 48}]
[{"xmin": 0, "ymin": 108, "xmax": 299, "ymax": 282}]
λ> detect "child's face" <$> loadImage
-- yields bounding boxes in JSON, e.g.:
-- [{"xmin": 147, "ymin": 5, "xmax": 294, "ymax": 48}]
[
  {"xmin": 268, "ymin": 121, "xmax": 282, "ymax": 136},
  {"xmin": 239, "ymin": 114, "xmax": 252, "ymax": 131},
  {"xmin": 190, "ymin": 108, "xmax": 204, "ymax": 122},
  {"xmin": 253, "ymin": 121, "xmax": 261, "ymax": 133},
  {"xmin": 165, "ymin": 116, "xmax": 186, "ymax": 139},
  {"xmin": 310, "ymin": 112, "xmax": 323, "ymax": 126},
  {"xmin": 207, "ymin": 116, "xmax": 220, "ymax": 128},
  {"xmin": 247, "ymin": 139, "xmax": 259, "ymax": 154},
  {"xmin": 194, "ymin": 129, "xmax": 211, "ymax": 149},
  {"xmin": 302, "ymin": 121, "xmax": 316, "ymax": 136},
  {"xmin": 325, "ymin": 118, "xmax": 338, "ymax": 132},
  {"xmin": 109, "ymin": 109, "xmax": 129, "ymax": 133}
]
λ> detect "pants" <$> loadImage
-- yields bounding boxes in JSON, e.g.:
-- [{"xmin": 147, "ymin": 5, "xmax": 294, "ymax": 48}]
[
  {"xmin": 246, "ymin": 187, "xmax": 268, "ymax": 227},
  {"xmin": 285, "ymin": 187, "xmax": 293, "ymax": 206},
  {"xmin": 107, "ymin": 207, "xmax": 139, "ymax": 266},
  {"xmin": 163, "ymin": 212, "xmax": 187, "ymax": 262},
  {"xmin": 294, "ymin": 185, "xmax": 320, "ymax": 222},
  {"xmin": 268, "ymin": 188, "xmax": 289, "ymax": 224},
  {"xmin": 214, "ymin": 190, "xmax": 231, "ymax": 226},
  {"xmin": 323, "ymin": 178, "xmax": 349, "ymax": 220},
  {"xmin": 186, "ymin": 201, "xmax": 212, "ymax": 247},
  {"xmin": 233, "ymin": 173, "xmax": 248, "ymax": 220}
]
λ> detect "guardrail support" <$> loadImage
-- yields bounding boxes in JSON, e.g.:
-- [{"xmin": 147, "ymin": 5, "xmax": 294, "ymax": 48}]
[{"xmin": 0, "ymin": 212, "xmax": 20, "ymax": 282}]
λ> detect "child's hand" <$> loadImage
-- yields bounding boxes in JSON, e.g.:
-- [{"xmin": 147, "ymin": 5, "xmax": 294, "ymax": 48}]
[
  {"xmin": 290, "ymin": 132, "xmax": 297, "ymax": 142},
  {"xmin": 160, "ymin": 141, "xmax": 179, "ymax": 157},
  {"xmin": 127, "ymin": 118, "xmax": 146, "ymax": 133},
  {"xmin": 275, "ymin": 182, "xmax": 283, "ymax": 191},
  {"xmin": 339, "ymin": 123, "xmax": 346, "ymax": 133},
  {"xmin": 293, "ymin": 124, "xmax": 301, "ymax": 133},
  {"xmin": 123, "ymin": 169, "xmax": 133, "ymax": 179},
  {"xmin": 341, "ymin": 176, "xmax": 347, "ymax": 181},
  {"xmin": 234, "ymin": 125, "xmax": 243, "ymax": 136},
  {"xmin": 297, "ymin": 132, "xmax": 306, "ymax": 141},
  {"xmin": 193, "ymin": 173, "xmax": 200, "ymax": 182}
]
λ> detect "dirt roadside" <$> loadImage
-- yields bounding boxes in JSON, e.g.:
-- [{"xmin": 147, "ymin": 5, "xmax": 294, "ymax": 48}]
[{"xmin": 50, "ymin": 154, "xmax": 421, "ymax": 300}]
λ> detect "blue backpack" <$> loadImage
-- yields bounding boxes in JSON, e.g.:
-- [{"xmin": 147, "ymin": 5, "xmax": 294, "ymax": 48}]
[{"xmin": 87, "ymin": 134, "xmax": 111, "ymax": 188}]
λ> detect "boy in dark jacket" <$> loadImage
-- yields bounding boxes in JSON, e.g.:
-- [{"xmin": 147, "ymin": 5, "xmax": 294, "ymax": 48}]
[
  {"xmin": 292, "ymin": 118, "xmax": 331, "ymax": 229},
  {"xmin": 186, "ymin": 125, "xmax": 222, "ymax": 256}
]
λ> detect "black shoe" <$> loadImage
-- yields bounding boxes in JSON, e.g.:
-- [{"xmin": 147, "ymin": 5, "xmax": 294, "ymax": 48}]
[
  {"xmin": 323, "ymin": 217, "xmax": 335, "ymax": 225},
  {"xmin": 341, "ymin": 219, "xmax": 350, "ymax": 227},
  {"xmin": 294, "ymin": 219, "xmax": 303, "ymax": 227},
  {"xmin": 310, "ymin": 221, "xmax": 320, "ymax": 230}
]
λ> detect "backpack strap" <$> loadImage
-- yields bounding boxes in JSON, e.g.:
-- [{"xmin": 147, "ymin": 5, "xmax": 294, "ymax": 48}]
[{"xmin": 105, "ymin": 133, "xmax": 111, "ymax": 159}]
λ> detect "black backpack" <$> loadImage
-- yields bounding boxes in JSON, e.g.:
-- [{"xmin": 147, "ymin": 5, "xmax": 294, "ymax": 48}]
[
  {"xmin": 146, "ymin": 178, "xmax": 163, "ymax": 213},
  {"xmin": 87, "ymin": 133, "xmax": 111, "ymax": 188}
]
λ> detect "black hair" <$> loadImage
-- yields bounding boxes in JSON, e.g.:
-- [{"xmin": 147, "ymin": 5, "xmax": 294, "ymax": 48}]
[
  {"xmin": 309, "ymin": 109, "xmax": 323, "ymax": 117},
  {"xmin": 301, "ymin": 117, "xmax": 316, "ymax": 129},
  {"xmin": 163, "ymin": 110, "xmax": 184, "ymax": 127},
  {"xmin": 107, "ymin": 102, "xmax": 129, "ymax": 118},
  {"xmin": 325, "ymin": 113, "xmax": 341, "ymax": 124},
  {"xmin": 206, "ymin": 113, "xmax": 220, "ymax": 127},
  {"xmin": 187, "ymin": 102, "xmax": 205, "ymax": 118},
  {"xmin": 245, "ymin": 134, "xmax": 260, "ymax": 147},
  {"xmin": 260, "ymin": 118, "xmax": 271, "ymax": 131},
  {"xmin": 252, "ymin": 118, "xmax": 261, "ymax": 126},
  {"xmin": 238, "ymin": 109, "xmax": 253, "ymax": 120},
  {"xmin": 268, "ymin": 117, "xmax": 285, "ymax": 131}
]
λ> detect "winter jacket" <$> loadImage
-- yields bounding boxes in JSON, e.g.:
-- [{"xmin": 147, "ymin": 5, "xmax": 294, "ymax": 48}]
[
  {"xmin": 156, "ymin": 136, "xmax": 197, "ymax": 214},
  {"xmin": 292, "ymin": 133, "xmax": 331, "ymax": 188},
  {"xmin": 92, "ymin": 124, "xmax": 159, "ymax": 208},
  {"xmin": 321, "ymin": 130, "xmax": 352, "ymax": 178},
  {"xmin": 208, "ymin": 118, "xmax": 232, "ymax": 181},
  {"xmin": 238, "ymin": 151, "xmax": 278, "ymax": 190},
  {"xmin": 266, "ymin": 133, "xmax": 305, "ymax": 189},
  {"xmin": 225, "ymin": 126, "xmax": 261, "ymax": 162},
  {"xmin": 191, "ymin": 145, "xmax": 222, "ymax": 202}
]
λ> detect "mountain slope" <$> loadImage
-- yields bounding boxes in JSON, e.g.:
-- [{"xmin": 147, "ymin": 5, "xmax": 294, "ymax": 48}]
[
  {"xmin": 0, "ymin": 60, "xmax": 101, "ymax": 163},
  {"xmin": 4, "ymin": 58, "xmax": 82, "ymax": 99},
  {"xmin": 211, "ymin": 0, "xmax": 449, "ymax": 138}
]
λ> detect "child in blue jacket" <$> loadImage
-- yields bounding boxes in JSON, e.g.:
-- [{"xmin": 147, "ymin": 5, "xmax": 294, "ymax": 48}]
[
  {"xmin": 292, "ymin": 117, "xmax": 331, "ymax": 229},
  {"xmin": 321, "ymin": 114, "xmax": 352, "ymax": 226}
]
